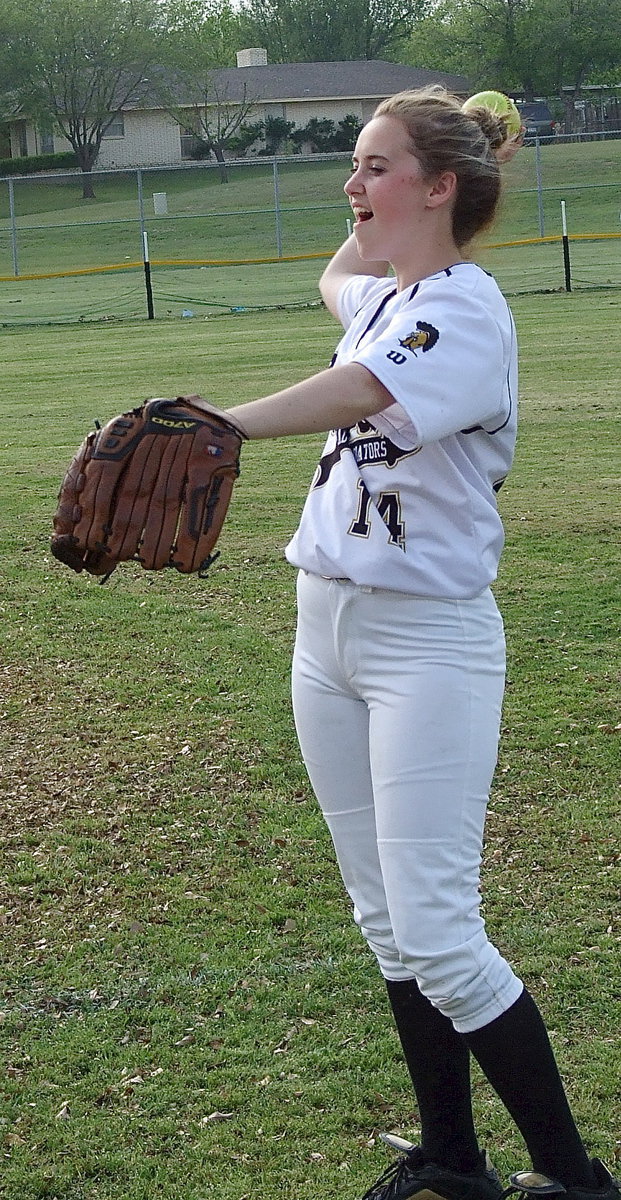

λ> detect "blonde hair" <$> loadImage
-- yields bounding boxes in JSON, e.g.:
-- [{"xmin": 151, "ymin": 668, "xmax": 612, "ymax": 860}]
[{"xmin": 374, "ymin": 87, "xmax": 508, "ymax": 248}]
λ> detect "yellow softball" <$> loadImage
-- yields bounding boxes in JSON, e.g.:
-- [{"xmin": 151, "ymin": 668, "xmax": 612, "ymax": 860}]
[{"xmin": 462, "ymin": 91, "xmax": 523, "ymax": 138}]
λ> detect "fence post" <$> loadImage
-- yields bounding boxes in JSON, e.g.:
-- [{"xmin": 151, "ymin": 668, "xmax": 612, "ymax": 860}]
[
  {"xmin": 143, "ymin": 230, "xmax": 155, "ymax": 319},
  {"xmin": 561, "ymin": 200, "xmax": 572, "ymax": 291},
  {"xmin": 8, "ymin": 178, "xmax": 19, "ymax": 277},
  {"xmin": 535, "ymin": 137, "xmax": 545, "ymax": 237},
  {"xmin": 137, "ymin": 168, "xmax": 147, "ymax": 254},
  {"xmin": 273, "ymin": 158, "xmax": 283, "ymax": 257}
]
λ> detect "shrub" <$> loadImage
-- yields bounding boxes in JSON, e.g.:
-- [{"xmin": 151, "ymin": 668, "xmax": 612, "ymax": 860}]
[
  {"xmin": 226, "ymin": 121, "xmax": 265, "ymax": 156},
  {"xmin": 0, "ymin": 151, "xmax": 78, "ymax": 177},
  {"xmin": 261, "ymin": 116, "xmax": 296, "ymax": 155},
  {"xmin": 333, "ymin": 114, "xmax": 363, "ymax": 151},
  {"xmin": 290, "ymin": 114, "xmax": 363, "ymax": 154},
  {"xmin": 301, "ymin": 118, "xmax": 336, "ymax": 152},
  {"xmin": 189, "ymin": 139, "xmax": 212, "ymax": 161}
]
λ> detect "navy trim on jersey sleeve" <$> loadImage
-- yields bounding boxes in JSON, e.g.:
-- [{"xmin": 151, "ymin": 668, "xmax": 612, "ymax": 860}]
[
  {"xmin": 478, "ymin": 310, "xmax": 516, "ymax": 434},
  {"xmin": 355, "ymin": 289, "xmax": 397, "ymax": 349}
]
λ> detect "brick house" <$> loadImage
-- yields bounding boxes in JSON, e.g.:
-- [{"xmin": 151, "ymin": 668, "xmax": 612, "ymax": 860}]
[{"xmin": 8, "ymin": 52, "xmax": 469, "ymax": 169}]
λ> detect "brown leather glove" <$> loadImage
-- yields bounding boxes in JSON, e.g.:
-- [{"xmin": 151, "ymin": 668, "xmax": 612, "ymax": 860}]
[{"xmin": 51, "ymin": 395, "xmax": 246, "ymax": 579}]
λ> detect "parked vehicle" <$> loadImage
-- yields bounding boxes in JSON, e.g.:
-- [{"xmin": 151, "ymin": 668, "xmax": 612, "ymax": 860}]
[{"xmin": 516, "ymin": 101, "xmax": 556, "ymax": 140}]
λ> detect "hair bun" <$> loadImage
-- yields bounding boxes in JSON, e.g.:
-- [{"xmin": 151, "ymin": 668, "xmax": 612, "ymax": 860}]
[{"xmin": 465, "ymin": 105, "xmax": 509, "ymax": 151}]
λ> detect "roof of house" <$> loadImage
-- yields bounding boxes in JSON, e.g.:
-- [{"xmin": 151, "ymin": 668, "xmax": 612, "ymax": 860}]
[{"xmin": 137, "ymin": 60, "xmax": 470, "ymax": 110}]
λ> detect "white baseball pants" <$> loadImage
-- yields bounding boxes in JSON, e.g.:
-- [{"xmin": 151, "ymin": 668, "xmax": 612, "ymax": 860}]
[{"xmin": 291, "ymin": 571, "xmax": 523, "ymax": 1034}]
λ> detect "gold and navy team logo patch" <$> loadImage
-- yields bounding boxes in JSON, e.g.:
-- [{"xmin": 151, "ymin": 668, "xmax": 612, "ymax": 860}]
[{"xmin": 399, "ymin": 321, "xmax": 439, "ymax": 355}]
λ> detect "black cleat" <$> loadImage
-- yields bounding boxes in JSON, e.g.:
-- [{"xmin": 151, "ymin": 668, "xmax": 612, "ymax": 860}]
[
  {"xmin": 358, "ymin": 1135, "xmax": 503, "ymax": 1200},
  {"xmin": 502, "ymin": 1160, "xmax": 621, "ymax": 1200}
]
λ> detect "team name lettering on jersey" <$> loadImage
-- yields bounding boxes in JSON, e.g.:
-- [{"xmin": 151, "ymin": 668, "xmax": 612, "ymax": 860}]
[{"xmin": 313, "ymin": 421, "xmax": 420, "ymax": 490}]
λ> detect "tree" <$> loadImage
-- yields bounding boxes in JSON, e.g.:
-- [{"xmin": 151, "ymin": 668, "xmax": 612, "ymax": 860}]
[
  {"xmin": 156, "ymin": 0, "xmax": 255, "ymax": 179},
  {"xmin": 12, "ymin": 0, "xmax": 162, "ymax": 197},
  {"xmin": 163, "ymin": 0, "xmax": 242, "ymax": 73},
  {"xmin": 238, "ymin": 0, "xmax": 429, "ymax": 63},
  {"xmin": 0, "ymin": 6, "xmax": 35, "ymax": 121},
  {"xmin": 544, "ymin": 0, "xmax": 621, "ymax": 126},
  {"xmin": 405, "ymin": 0, "xmax": 621, "ymax": 109},
  {"xmin": 174, "ymin": 81, "xmax": 259, "ymax": 178},
  {"xmin": 405, "ymin": 0, "xmax": 547, "ymax": 96}
]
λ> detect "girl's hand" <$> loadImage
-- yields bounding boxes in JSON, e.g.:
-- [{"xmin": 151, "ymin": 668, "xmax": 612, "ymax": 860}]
[{"xmin": 496, "ymin": 128, "xmax": 526, "ymax": 163}]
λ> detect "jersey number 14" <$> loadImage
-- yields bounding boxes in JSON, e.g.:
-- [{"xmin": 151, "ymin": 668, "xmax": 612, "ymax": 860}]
[{"xmin": 348, "ymin": 479, "xmax": 406, "ymax": 550}]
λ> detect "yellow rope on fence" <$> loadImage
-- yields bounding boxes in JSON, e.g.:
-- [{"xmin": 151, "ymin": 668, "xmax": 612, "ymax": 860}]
[
  {"xmin": 0, "ymin": 261, "xmax": 144, "ymax": 281},
  {"xmin": 1, "ymin": 234, "xmax": 619, "ymax": 283},
  {"xmin": 0, "ymin": 250, "xmax": 333, "ymax": 281},
  {"xmin": 485, "ymin": 232, "xmax": 621, "ymax": 248}
]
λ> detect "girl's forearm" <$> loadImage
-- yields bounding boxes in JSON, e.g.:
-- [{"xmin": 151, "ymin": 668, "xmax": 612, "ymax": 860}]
[
  {"xmin": 226, "ymin": 362, "xmax": 392, "ymax": 440},
  {"xmin": 319, "ymin": 234, "xmax": 389, "ymax": 316}
]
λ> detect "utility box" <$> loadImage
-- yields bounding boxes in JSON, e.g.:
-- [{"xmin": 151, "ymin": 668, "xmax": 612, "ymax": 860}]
[{"xmin": 153, "ymin": 192, "xmax": 168, "ymax": 215}]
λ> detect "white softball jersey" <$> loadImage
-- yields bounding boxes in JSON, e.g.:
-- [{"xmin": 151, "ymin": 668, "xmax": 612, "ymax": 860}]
[{"xmin": 285, "ymin": 262, "xmax": 518, "ymax": 598}]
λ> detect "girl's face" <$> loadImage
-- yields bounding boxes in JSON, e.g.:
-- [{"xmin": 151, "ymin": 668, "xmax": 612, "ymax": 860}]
[{"xmin": 344, "ymin": 114, "xmax": 454, "ymax": 267}]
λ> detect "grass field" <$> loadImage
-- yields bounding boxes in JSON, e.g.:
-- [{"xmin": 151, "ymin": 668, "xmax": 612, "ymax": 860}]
[
  {"xmin": 1, "ymin": 139, "xmax": 620, "ymax": 318},
  {"xmin": 1, "ymin": 288, "xmax": 620, "ymax": 1199}
]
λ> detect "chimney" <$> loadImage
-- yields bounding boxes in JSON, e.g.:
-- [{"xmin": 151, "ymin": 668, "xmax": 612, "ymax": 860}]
[{"xmin": 236, "ymin": 48, "xmax": 268, "ymax": 68}]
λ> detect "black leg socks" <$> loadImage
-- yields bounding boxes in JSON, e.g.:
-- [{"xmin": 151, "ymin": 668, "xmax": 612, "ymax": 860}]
[
  {"xmin": 386, "ymin": 978, "xmax": 597, "ymax": 1189},
  {"xmin": 464, "ymin": 988, "xmax": 597, "ymax": 1188},
  {"xmin": 385, "ymin": 978, "xmax": 482, "ymax": 1173}
]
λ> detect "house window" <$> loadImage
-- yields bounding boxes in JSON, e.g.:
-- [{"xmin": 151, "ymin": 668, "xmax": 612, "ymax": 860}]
[
  {"xmin": 180, "ymin": 128, "xmax": 206, "ymax": 159},
  {"xmin": 102, "ymin": 114, "xmax": 125, "ymax": 138},
  {"xmin": 40, "ymin": 128, "xmax": 55, "ymax": 154},
  {"xmin": 263, "ymin": 104, "xmax": 287, "ymax": 122},
  {"xmin": 17, "ymin": 122, "xmax": 28, "ymax": 156}
]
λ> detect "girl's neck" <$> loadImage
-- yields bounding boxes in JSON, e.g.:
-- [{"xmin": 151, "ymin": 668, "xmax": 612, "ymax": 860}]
[{"xmin": 393, "ymin": 243, "xmax": 465, "ymax": 292}]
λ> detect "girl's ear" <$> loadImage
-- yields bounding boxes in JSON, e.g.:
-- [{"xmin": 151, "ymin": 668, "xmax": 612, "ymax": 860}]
[{"xmin": 426, "ymin": 171, "xmax": 458, "ymax": 209}]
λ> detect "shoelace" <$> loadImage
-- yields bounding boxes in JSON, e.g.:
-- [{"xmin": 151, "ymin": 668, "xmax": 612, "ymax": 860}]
[{"xmin": 361, "ymin": 1148, "xmax": 426, "ymax": 1200}]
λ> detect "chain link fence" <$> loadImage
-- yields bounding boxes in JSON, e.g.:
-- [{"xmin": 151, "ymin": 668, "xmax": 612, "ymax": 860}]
[{"xmin": 1, "ymin": 133, "xmax": 620, "ymax": 324}]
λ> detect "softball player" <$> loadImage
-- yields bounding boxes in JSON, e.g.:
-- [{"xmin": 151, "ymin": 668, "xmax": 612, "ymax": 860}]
[{"xmin": 225, "ymin": 88, "xmax": 619, "ymax": 1200}]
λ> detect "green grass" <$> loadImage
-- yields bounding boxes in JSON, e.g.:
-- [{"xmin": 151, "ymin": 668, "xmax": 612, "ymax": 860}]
[
  {"xmin": 498, "ymin": 138, "xmax": 621, "ymax": 237},
  {"xmin": 0, "ymin": 158, "xmax": 355, "ymax": 278},
  {"xmin": 1, "ymin": 293, "xmax": 620, "ymax": 1199}
]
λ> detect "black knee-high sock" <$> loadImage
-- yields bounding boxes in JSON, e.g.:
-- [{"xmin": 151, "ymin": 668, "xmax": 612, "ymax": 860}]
[
  {"xmin": 385, "ymin": 978, "xmax": 481, "ymax": 1173},
  {"xmin": 464, "ymin": 988, "xmax": 597, "ymax": 1188}
]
